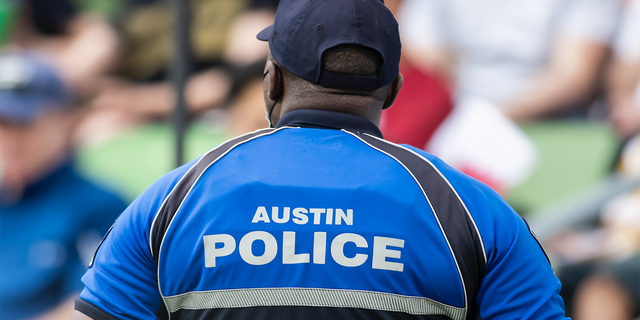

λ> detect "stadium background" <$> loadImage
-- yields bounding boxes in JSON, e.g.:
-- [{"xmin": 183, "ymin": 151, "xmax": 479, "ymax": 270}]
[{"xmin": 0, "ymin": 0, "xmax": 638, "ymax": 319}]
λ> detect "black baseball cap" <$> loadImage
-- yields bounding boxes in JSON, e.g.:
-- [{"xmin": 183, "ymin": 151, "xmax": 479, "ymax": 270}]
[{"xmin": 257, "ymin": 0, "xmax": 401, "ymax": 92}]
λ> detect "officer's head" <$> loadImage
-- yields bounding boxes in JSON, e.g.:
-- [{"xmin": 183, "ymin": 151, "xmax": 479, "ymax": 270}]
[
  {"xmin": 257, "ymin": 0, "xmax": 403, "ymax": 127},
  {"xmin": 0, "ymin": 52, "xmax": 79, "ymax": 192}
]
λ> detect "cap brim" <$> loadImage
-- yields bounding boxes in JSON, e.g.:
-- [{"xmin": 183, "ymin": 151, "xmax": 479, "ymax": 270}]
[{"xmin": 256, "ymin": 25, "xmax": 274, "ymax": 41}]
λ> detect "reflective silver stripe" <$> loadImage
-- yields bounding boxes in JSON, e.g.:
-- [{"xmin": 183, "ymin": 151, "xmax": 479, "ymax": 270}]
[{"xmin": 163, "ymin": 287, "xmax": 465, "ymax": 320}]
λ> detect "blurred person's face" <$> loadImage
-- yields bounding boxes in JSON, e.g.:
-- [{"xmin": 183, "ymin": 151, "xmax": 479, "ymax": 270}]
[{"xmin": 0, "ymin": 109, "xmax": 79, "ymax": 190}]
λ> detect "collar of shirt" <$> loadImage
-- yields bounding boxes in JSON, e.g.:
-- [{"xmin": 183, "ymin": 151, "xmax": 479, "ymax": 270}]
[{"xmin": 276, "ymin": 109, "xmax": 383, "ymax": 138}]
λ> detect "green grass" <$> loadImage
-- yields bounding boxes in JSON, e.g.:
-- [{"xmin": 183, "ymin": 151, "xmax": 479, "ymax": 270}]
[{"xmin": 507, "ymin": 121, "xmax": 620, "ymax": 215}]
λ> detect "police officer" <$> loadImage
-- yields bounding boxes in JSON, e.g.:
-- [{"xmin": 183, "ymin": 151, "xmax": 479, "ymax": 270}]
[
  {"xmin": 71, "ymin": 0, "xmax": 569, "ymax": 319},
  {"xmin": 0, "ymin": 52, "xmax": 127, "ymax": 320}
]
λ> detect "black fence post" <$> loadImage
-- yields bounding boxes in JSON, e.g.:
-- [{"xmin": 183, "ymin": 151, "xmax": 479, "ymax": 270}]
[{"xmin": 171, "ymin": 0, "xmax": 191, "ymax": 167}]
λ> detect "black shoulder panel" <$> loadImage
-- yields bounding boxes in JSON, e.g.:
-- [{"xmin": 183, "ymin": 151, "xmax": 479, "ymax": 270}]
[
  {"xmin": 149, "ymin": 129, "xmax": 277, "ymax": 264},
  {"xmin": 351, "ymin": 133, "xmax": 486, "ymax": 319}
]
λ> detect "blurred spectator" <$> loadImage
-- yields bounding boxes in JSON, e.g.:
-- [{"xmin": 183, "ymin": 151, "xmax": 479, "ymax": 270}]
[
  {"xmin": 398, "ymin": 0, "xmax": 620, "ymax": 193},
  {"xmin": 74, "ymin": 1, "xmax": 277, "ymax": 200},
  {"xmin": 547, "ymin": 113, "xmax": 640, "ymax": 320},
  {"xmin": 551, "ymin": 138, "xmax": 640, "ymax": 319},
  {"xmin": 2, "ymin": 0, "xmax": 120, "ymax": 96},
  {"xmin": 572, "ymin": 253, "xmax": 639, "ymax": 320},
  {"xmin": 400, "ymin": 0, "xmax": 620, "ymax": 122},
  {"xmin": 565, "ymin": 8, "xmax": 640, "ymax": 317},
  {"xmin": 379, "ymin": 0, "xmax": 453, "ymax": 149},
  {"xmin": 0, "ymin": 53, "xmax": 127, "ymax": 320},
  {"xmin": 80, "ymin": 0, "xmax": 278, "ymax": 141},
  {"xmin": 608, "ymin": 0, "xmax": 640, "ymax": 139}
]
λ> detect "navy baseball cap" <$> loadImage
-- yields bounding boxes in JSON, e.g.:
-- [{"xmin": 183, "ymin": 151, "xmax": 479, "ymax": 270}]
[
  {"xmin": 0, "ymin": 52, "xmax": 73, "ymax": 125},
  {"xmin": 257, "ymin": 0, "xmax": 401, "ymax": 92}
]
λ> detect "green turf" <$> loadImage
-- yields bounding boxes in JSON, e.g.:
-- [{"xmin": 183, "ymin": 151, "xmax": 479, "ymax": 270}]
[
  {"xmin": 507, "ymin": 121, "xmax": 620, "ymax": 216},
  {"xmin": 77, "ymin": 122, "xmax": 230, "ymax": 201}
]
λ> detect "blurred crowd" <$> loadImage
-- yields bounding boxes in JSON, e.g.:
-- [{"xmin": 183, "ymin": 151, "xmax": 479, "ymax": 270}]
[{"xmin": 0, "ymin": 0, "xmax": 638, "ymax": 319}]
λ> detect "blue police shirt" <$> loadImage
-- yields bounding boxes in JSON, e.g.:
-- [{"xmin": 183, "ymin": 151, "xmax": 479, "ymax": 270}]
[
  {"xmin": 0, "ymin": 162, "xmax": 127, "ymax": 320},
  {"xmin": 77, "ymin": 110, "xmax": 568, "ymax": 320}
]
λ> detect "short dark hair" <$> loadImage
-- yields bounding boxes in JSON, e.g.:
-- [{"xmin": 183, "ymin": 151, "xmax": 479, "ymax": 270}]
[
  {"xmin": 281, "ymin": 44, "xmax": 384, "ymax": 95},
  {"xmin": 321, "ymin": 44, "xmax": 383, "ymax": 76}
]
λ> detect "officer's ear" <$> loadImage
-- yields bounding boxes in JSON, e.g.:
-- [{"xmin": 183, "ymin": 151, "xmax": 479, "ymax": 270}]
[
  {"xmin": 382, "ymin": 74, "xmax": 403, "ymax": 110},
  {"xmin": 265, "ymin": 60, "xmax": 283, "ymax": 102}
]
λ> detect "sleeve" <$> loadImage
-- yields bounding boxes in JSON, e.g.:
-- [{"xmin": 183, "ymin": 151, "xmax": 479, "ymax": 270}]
[
  {"xmin": 398, "ymin": 0, "xmax": 451, "ymax": 49},
  {"xmin": 556, "ymin": 0, "xmax": 621, "ymax": 45},
  {"xmin": 76, "ymin": 162, "xmax": 195, "ymax": 319},
  {"xmin": 474, "ymin": 203, "xmax": 568, "ymax": 320},
  {"xmin": 422, "ymin": 152, "xmax": 569, "ymax": 319}
]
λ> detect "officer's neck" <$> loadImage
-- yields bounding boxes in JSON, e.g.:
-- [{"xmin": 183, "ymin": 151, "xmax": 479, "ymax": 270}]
[{"xmin": 277, "ymin": 96, "xmax": 383, "ymax": 128}]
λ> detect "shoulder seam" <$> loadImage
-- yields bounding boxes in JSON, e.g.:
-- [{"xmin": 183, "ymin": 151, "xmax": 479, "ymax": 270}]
[
  {"xmin": 364, "ymin": 133, "xmax": 487, "ymax": 264},
  {"xmin": 154, "ymin": 127, "xmax": 287, "ymax": 301},
  {"xmin": 344, "ymin": 130, "xmax": 489, "ymax": 319}
]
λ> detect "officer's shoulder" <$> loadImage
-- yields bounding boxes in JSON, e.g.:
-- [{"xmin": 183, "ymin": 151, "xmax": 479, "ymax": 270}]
[
  {"xmin": 398, "ymin": 144, "xmax": 514, "ymax": 216},
  {"xmin": 137, "ymin": 157, "xmax": 201, "ymax": 201}
]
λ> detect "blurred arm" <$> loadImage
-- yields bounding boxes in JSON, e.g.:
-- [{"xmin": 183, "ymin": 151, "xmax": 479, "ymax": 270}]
[
  {"xmin": 30, "ymin": 296, "xmax": 76, "ymax": 320},
  {"xmin": 607, "ymin": 58, "xmax": 640, "ymax": 137},
  {"xmin": 70, "ymin": 311, "xmax": 93, "ymax": 320},
  {"xmin": 500, "ymin": 38, "xmax": 608, "ymax": 123},
  {"xmin": 91, "ymin": 69, "xmax": 231, "ymax": 119},
  {"xmin": 56, "ymin": 14, "xmax": 121, "ymax": 92},
  {"xmin": 403, "ymin": 45, "xmax": 455, "ymax": 84},
  {"xmin": 398, "ymin": 0, "xmax": 455, "ymax": 82}
]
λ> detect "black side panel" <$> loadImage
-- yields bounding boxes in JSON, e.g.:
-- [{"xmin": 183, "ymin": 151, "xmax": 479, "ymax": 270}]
[
  {"xmin": 150, "ymin": 129, "xmax": 276, "ymax": 263},
  {"xmin": 353, "ymin": 133, "xmax": 486, "ymax": 319},
  {"xmin": 173, "ymin": 306, "xmax": 454, "ymax": 320}
]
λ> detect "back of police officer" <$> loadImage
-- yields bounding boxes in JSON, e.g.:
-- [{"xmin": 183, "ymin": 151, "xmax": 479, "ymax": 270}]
[{"xmin": 71, "ymin": 0, "xmax": 569, "ymax": 319}]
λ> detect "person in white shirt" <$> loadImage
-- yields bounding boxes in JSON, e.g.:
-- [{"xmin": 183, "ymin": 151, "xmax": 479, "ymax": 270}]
[
  {"xmin": 400, "ymin": 0, "xmax": 620, "ymax": 122},
  {"xmin": 608, "ymin": 0, "xmax": 640, "ymax": 139}
]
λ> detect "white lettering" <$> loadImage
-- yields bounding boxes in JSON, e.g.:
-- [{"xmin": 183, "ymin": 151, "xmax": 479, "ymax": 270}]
[
  {"xmin": 335, "ymin": 209, "xmax": 353, "ymax": 225},
  {"xmin": 272, "ymin": 207, "xmax": 290, "ymax": 224},
  {"xmin": 282, "ymin": 231, "xmax": 310, "ymax": 264},
  {"xmin": 331, "ymin": 233, "xmax": 368, "ymax": 267},
  {"xmin": 313, "ymin": 232, "xmax": 327, "ymax": 264},
  {"xmin": 203, "ymin": 231, "xmax": 404, "ymax": 272},
  {"xmin": 311, "ymin": 208, "xmax": 326, "ymax": 225},
  {"xmin": 239, "ymin": 231, "xmax": 277, "ymax": 265},
  {"xmin": 254, "ymin": 207, "xmax": 353, "ymax": 226},
  {"xmin": 203, "ymin": 234, "xmax": 236, "ymax": 268},
  {"xmin": 326, "ymin": 209, "xmax": 333, "ymax": 225},
  {"xmin": 372, "ymin": 237, "xmax": 404, "ymax": 272},
  {"xmin": 292, "ymin": 208, "xmax": 309, "ymax": 225},
  {"xmin": 252, "ymin": 207, "xmax": 270, "ymax": 223}
]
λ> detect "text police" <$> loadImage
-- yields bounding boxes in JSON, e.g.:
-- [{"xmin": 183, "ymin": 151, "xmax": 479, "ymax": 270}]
[{"xmin": 203, "ymin": 206, "xmax": 405, "ymax": 272}]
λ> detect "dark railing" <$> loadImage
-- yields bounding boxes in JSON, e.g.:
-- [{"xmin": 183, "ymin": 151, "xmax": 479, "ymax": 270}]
[{"xmin": 171, "ymin": 0, "xmax": 191, "ymax": 167}]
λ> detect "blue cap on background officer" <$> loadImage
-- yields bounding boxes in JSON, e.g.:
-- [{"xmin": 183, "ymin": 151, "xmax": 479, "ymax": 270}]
[{"xmin": 0, "ymin": 52, "xmax": 79, "ymax": 201}]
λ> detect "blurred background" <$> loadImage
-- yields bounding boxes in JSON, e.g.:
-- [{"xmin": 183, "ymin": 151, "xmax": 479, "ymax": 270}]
[{"xmin": 0, "ymin": 0, "xmax": 638, "ymax": 319}]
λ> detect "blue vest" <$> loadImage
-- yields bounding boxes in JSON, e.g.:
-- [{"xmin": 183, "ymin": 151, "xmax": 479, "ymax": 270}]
[{"xmin": 77, "ymin": 110, "xmax": 567, "ymax": 320}]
